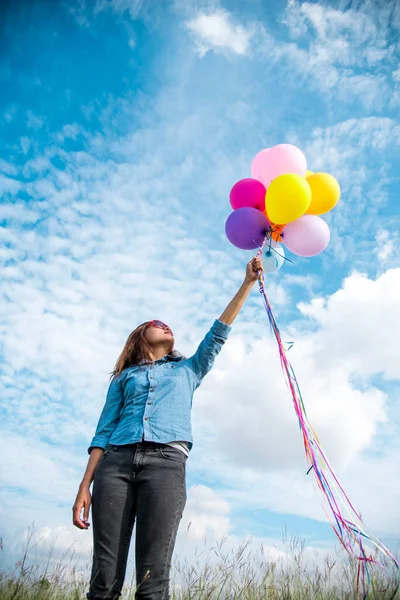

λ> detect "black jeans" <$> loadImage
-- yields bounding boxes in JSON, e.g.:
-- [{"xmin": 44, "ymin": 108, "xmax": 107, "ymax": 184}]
[{"xmin": 87, "ymin": 441, "xmax": 187, "ymax": 600}]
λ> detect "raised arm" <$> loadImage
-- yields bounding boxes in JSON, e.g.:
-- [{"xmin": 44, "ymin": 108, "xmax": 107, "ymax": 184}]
[
  {"xmin": 218, "ymin": 256, "xmax": 263, "ymax": 325},
  {"xmin": 187, "ymin": 257, "xmax": 264, "ymax": 381}
]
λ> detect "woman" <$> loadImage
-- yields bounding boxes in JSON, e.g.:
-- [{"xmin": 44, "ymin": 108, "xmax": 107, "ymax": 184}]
[{"xmin": 73, "ymin": 256, "xmax": 264, "ymax": 600}]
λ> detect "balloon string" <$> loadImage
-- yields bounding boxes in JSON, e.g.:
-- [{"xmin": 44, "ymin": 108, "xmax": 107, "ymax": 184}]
[
  {"xmin": 270, "ymin": 244, "xmax": 295, "ymax": 264},
  {"xmin": 254, "ymin": 228, "xmax": 294, "ymax": 264},
  {"xmin": 256, "ymin": 236, "xmax": 400, "ymax": 599}
]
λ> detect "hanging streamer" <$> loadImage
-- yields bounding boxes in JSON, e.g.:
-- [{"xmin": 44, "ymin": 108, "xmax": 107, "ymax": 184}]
[{"xmin": 256, "ymin": 235, "xmax": 400, "ymax": 599}]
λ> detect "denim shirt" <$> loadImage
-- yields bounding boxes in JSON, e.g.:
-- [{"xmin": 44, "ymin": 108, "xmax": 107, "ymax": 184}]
[{"xmin": 88, "ymin": 319, "xmax": 232, "ymax": 453}]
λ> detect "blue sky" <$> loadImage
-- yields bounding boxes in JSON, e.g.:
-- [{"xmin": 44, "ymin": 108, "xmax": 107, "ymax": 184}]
[{"xmin": 1, "ymin": 0, "xmax": 399, "ymax": 580}]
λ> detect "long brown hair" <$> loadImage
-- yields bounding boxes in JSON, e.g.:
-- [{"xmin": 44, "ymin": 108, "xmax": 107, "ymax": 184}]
[{"xmin": 111, "ymin": 322, "xmax": 174, "ymax": 377}]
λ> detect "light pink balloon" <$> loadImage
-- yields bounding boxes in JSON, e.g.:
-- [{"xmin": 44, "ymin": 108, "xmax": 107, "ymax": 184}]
[
  {"xmin": 250, "ymin": 148, "xmax": 270, "ymax": 184},
  {"xmin": 282, "ymin": 215, "xmax": 330, "ymax": 257},
  {"xmin": 251, "ymin": 144, "xmax": 307, "ymax": 188}
]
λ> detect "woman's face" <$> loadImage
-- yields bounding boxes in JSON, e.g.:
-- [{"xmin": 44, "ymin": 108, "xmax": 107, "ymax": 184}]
[{"xmin": 143, "ymin": 322, "xmax": 174, "ymax": 347}]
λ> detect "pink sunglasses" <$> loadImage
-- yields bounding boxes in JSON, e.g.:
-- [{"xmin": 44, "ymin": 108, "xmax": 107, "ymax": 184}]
[{"xmin": 146, "ymin": 320, "xmax": 172, "ymax": 333}]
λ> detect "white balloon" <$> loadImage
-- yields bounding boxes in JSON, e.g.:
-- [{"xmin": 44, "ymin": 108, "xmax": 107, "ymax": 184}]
[{"xmin": 262, "ymin": 241, "xmax": 285, "ymax": 273}]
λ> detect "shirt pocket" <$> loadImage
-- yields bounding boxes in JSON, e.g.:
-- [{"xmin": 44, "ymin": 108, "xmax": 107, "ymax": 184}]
[
  {"xmin": 161, "ymin": 362, "xmax": 184, "ymax": 379},
  {"xmin": 162, "ymin": 363, "xmax": 185, "ymax": 384},
  {"xmin": 163, "ymin": 362, "xmax": 196, "ymax": 396},
  {"xmin": 123, "ymin": 370, "xmax": 149, "ymax": 399}
]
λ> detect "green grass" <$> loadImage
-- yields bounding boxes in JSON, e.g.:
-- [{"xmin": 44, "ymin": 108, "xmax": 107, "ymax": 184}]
[{"xmin": 0, "ymin": 527, "xmax": 398, "ymax": 599}]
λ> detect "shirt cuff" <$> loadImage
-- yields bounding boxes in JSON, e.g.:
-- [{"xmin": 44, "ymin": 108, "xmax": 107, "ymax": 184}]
[
  {"xmin": 213, "ymin": 319, "xmax": 232, "ymax": 338},
  {"xmin": 87, "ymin": 437, "xmax": 109, "ymax": 454}
]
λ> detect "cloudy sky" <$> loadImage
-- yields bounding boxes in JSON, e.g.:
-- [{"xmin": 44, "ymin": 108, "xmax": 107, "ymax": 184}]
[{"xmin": 1, "ymin": 0, "xmax": 399, "ymax": 582}]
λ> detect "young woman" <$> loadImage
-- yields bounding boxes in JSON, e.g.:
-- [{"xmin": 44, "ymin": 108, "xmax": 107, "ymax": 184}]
[{"xmin": 73, "ymin": 256, "xmax": 264, "ymax": 600}]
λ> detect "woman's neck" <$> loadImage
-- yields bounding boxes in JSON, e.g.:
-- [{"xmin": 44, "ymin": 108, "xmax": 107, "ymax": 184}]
[{"xmin": 147, "ymin": 344, "xmax": 173, "ymax": 362}]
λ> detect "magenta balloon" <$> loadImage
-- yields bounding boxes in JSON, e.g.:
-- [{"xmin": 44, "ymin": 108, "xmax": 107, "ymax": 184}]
[
  {"xmin": 229, "ymin": 178, "xmax": 266, "ymax": 211},
  {"xmin": 225, "ymin": 208, "xmax": 270, "ymax": 250},
  {"xmin": 282, "ymin": 215, "xmax": 330, "ymax": 257},
  {"xmin": 250, "ymin": 148, "xmax": 270, "ymax": 184},
  {"xmin": 252, "ymin": 144, "xmax": 307, "ymax": 188}
]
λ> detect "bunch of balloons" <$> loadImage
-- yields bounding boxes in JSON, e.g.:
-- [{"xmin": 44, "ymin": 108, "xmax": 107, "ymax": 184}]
[{"xmin": 225, "ymin": 144, "xmax": 340, "ymax": 273}]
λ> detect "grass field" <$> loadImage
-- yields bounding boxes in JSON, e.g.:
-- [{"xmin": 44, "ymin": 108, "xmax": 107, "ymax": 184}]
[{"xmin": 1, "ymin": 527, "xmax": 398, "ymax": 599}]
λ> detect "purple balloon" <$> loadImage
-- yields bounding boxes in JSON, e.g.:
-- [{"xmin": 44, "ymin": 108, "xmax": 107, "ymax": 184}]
[
  {"xmin": 229, "ymin": 178, "xmax": 266, "ymax": 211},
  {"xmin": 282, "ymin": 215, "xmax": 330, "ymax": 257},
  {"xmin": 225, "ymin": 208, "xmax": 270, "ymax": 250}
]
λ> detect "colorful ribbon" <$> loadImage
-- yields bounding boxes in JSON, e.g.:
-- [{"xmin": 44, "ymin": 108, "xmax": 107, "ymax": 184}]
[{"xmin": 256, "ymin": 236, "xmax": 400, "ymax": 599}]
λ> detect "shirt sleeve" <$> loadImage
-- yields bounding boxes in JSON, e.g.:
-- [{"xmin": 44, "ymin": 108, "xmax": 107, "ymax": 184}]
[
  {"xmin": 187, "ymin": 319, "xmax": 232, "ymax": 382},
  {"xmin": 87, "ymin": 376, "xmax": 124, "ymax": 454}
]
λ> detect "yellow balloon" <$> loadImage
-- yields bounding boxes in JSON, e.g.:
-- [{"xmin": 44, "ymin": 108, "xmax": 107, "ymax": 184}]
[
  {"xmin": 305, "ymin": 170, "xmax": 314, "ymax": 178},
  {"xmin": 266, "ymin": 174, "xmax": 311, "ymax": 225},
  {"xmin": 306, "ymin": 173, "xmax": 340, "ymax": 215}
]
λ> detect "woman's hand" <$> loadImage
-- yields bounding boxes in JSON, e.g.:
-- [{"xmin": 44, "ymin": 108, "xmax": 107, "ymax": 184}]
[
  {"xmin": 245, "ymin": 256, "xmax": 264, "ymax": 284},
  {"xmin": 72, "ymin": 484, "xmax": 92, "ymax": 530}
]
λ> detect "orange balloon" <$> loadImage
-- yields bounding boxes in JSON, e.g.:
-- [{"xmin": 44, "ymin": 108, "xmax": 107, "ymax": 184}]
[
  {"xmin": 271, "ymin": 223, "xmax": 285, "ymax": 242},
  {"xmin": 263, "ymin": 212, "xmax": 285, "ymax": 242}
]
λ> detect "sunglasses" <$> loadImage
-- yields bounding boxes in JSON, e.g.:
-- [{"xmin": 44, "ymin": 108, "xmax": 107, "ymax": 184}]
[{"xmin": 146, "ymin": 320, "xmax": 173, "ymax": 333}]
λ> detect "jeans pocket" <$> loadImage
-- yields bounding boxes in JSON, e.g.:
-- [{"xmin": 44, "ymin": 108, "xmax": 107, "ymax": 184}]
[
  {"xmin": 100, "ymin": 445, "xmax": 118, "ymax": 461},
  {"xmin": 159, "ymin": 446, "xmax": 187, "ymax": 463}
]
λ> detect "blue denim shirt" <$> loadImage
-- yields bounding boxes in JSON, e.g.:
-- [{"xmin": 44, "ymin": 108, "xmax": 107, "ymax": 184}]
[{"xmin": 88, "ymin": 319, "xmax": 231, "ymax": 453}]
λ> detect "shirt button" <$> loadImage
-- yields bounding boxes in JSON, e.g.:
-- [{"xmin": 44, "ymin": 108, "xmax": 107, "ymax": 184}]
[
  {"xmin": 144, "ymin": 417, "xmax": 149, "ymax": 421},
  {"xmin": 150, "ymin": 388, "xmax": 154, "ymax": 392},
  {"xmin": 147, "ymin": 401, "xmax": 152, "ymax": 405}
]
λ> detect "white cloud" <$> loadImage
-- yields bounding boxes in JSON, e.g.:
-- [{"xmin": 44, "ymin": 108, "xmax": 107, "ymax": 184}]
[
  {"xmin": 0, "ymin": 173, "xmax": 22, "ymax": 195},
  {"xmin": 27, "ymin": 110, "xmax": 44, "ymax": 130},
  {"xmin": 185, "ymin": 10, "xmax": 252, "ymax": 57},
  {"xmin": 297, "ymin": 269, "xmax": 400, "ymax": 380},
  {"xmin": 20, "ymin": 136, "xmax": 31, "ymax": 155},
  {"xmin": 94, "ymin": 0, "xmax": 144, "ymax": 19},
  {"xmin": 375, "ymin": 229, "xmax": 397, "ymax": 264},
  {"xmin": 62, "ymin": 123, "xmax": 83, "ymax": 140},
  {"xmin": 3, "ymin": 104, "xmax": 17, "ymax": 123},
  {"xmin": 22, "ymin": 156, "xmax": 52, "ymax": 177},
  {"xmin": 276, "ymin": 0, "xmax": 396, "ymax": 109},
  {"xmin": 0, "ymin": 158, "xmax": 18, "ymax": 176},
  {"xmin": 283, "ymin": 0, "xmax": 392, "ymax": 64},
  {"xmin": 299, "ymin": 116, "xmax": 400, "ymax": 264},
  {"xmin": 53, "ymin": 122, "xmax": 85, "ymax": 143},
  {"xmin": 0, "ymin": 203, "xmax": 39, "ymax": 224},
  {"xmin": 308, "ymin": 117, "xmax": 400, "ymax": 161},
  {"xmin": 180, "ymin": 485, "xmax": 231, "ymax": 542}
]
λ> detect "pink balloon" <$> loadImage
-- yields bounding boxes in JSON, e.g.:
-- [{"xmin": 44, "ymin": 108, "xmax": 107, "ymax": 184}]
[
  {"xmin": 250, "ymin": 148, "xmax": 270, "ymax": 184},
  {"xmin": 251, "ymin": 144, "xmax": 307, "ymax": 188},
  {"xmin": 282, "ymin": 215, "xmax": 330, "ymax": 257},
  {"xmin": 229, "ymin": 178, "xmax": 266, "ymax": 212}
]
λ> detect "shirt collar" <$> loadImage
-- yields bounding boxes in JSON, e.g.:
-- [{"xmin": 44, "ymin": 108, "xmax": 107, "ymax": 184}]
[{"xmin": 138, "ymin": 351, "xmax": 185, "ymax": 366}]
